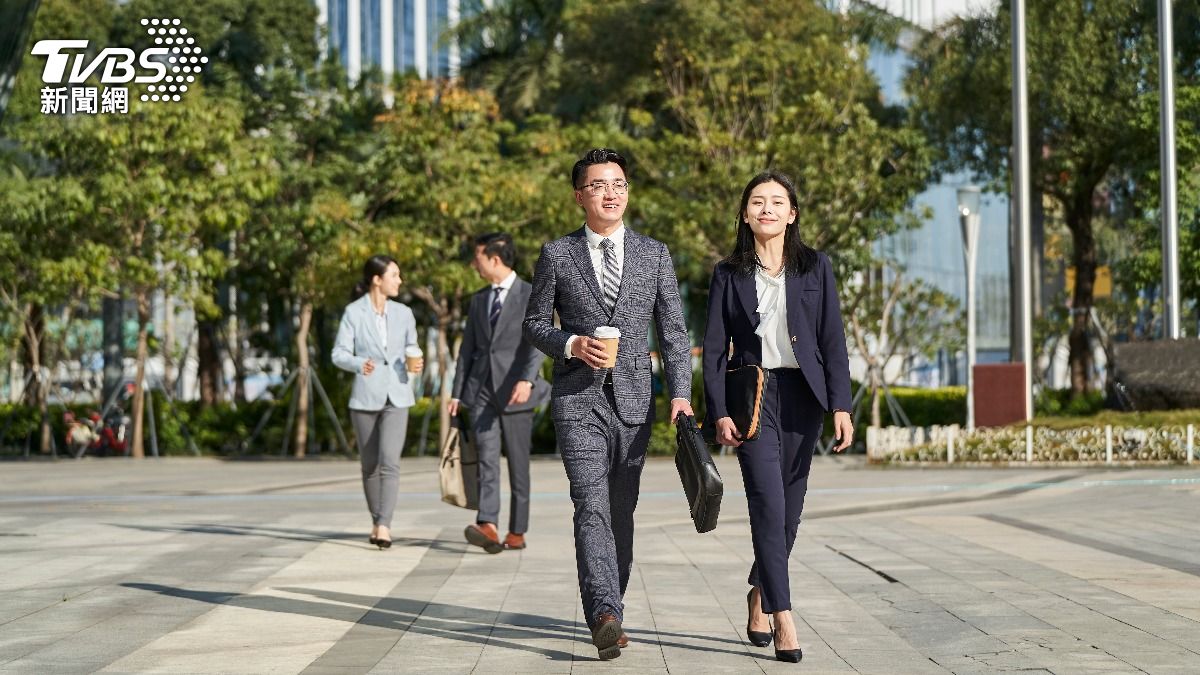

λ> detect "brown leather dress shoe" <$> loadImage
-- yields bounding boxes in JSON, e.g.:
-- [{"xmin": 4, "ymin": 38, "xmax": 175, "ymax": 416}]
[
  {"xmin": 502, "ymin": 532, "xmax": 526, "ymax": 550},
  {"xmin": 591, "ymin": 613, "xmax": 623, "ymax": 660},
  {"xmin": 464, "ymin": 522, "xmax": 503, "ymax": 554}
]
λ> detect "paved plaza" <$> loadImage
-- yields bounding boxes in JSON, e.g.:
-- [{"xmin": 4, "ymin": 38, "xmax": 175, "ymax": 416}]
[{"xmin": 2, "ymin": 454, "xmax": 1200, "ymax": 674}]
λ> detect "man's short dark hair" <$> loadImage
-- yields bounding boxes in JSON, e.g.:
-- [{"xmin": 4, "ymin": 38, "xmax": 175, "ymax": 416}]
[
  {"xmin": 571, "ymin": 148, "xmax": 628, "ymax": 189},
  {"xmin": 474, "ymin": 232, "xmax": 516, "ymax": 268}
]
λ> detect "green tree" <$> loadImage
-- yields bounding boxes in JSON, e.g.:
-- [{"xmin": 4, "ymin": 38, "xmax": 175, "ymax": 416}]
[
  {"xmin": 906, "ymin": 0, "xmax": 1200, "ymax": 397},
  {"xmin": 844, "ymin": 261, "xmax": 964, "ymax": 427},
  {"xmin": 0, "ymin": 161, "xmax": 106, "ymax": 453},
  {"xmin": 26, "ymin": 91, "xmax": 253, "ymax": 458},
  {"xmin": 463, "ymin": 0, "xmax": 931, "ymax": 287},
  {"xmin": 1114, "ymin": 85, "xmax": 1200, "ymax": 332},
  {"xmin": 354, "ymin": 80, "xmax": 569, "ymax": 449}
]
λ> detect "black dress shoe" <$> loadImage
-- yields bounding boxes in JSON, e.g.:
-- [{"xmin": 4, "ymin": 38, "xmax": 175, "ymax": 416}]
[
  {"xmin": 774, "ymin": 627, "xmax": 802, "ymax": 663},
  {"xmin": 746, "ymin": 589, "xmax": 772, "ymax": 647},
  {"xmin": 775, "ymin": 647, "xmax": 803, "ymax": 663}
]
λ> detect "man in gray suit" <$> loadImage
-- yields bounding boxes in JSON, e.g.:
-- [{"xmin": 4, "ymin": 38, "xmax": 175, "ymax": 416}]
[
  {"xmin": 524, "ymin": 148, "xmax": 694, "ymax": 660},
  {"xmin": 450, "ymin": 233, "xmax": 549, "ymax": 554}
]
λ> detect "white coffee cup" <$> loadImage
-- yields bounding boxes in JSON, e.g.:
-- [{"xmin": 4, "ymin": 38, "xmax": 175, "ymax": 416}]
[
  {"xmin": 405, "ymin": 345, "xmax": 423, "ymax": 372},
  {"xmin": 593, "ymin": 326, "xmax": 621, "ymax": 368}
]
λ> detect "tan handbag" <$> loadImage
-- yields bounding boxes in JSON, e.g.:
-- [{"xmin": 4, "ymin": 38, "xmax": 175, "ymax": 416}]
[{"xmin": 439, "ymin": 416, "xmax": 479, "ymax": 509}]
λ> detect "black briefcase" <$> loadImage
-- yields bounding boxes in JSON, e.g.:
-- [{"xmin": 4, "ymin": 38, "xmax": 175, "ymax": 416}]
[{"xmin": 674, "ymin": 413, "xmax": 723, "ymax": 533}]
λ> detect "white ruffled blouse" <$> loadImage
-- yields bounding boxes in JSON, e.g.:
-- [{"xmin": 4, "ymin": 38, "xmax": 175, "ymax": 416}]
[{"xmin": 755, "ymin": 267, "xmax": 800, "ymax": 370}]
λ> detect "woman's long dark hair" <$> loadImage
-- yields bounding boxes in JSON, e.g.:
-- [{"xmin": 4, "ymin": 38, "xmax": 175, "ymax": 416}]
[
  {"xmin": 350, "ymin": 254, "xmax": 399, "ymax": 301},
  {"xmin": 722, "ymin": 171, "xmax": 818, "ymax": 278}
]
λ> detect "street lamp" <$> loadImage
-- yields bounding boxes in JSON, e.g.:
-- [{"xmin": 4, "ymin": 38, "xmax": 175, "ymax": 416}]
[{"xmin": 957, "ymin": 185, "xmax": 982, "ymax": 433}]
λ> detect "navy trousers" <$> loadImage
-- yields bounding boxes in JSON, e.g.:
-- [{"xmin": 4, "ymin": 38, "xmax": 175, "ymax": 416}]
[{"xmin": 737, "ymin": 369, "xmax": 823, "ymax": 613}]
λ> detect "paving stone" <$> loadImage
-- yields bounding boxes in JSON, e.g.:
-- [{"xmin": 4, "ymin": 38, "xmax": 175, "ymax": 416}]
[{"xmin": 2, "ymin": 458, "xmax": 1198, "ymax": 673}]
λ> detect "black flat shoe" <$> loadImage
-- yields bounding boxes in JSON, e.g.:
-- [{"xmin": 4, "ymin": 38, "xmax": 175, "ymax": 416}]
[{"xmin": 746, "ymin": 589, "xmax": 772, "ymax": 647}]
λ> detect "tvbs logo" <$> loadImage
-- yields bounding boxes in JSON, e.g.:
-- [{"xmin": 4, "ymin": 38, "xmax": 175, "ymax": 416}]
[{"xmin": 32, "ymin": 18, "xmax": 206, "ymax": 114}]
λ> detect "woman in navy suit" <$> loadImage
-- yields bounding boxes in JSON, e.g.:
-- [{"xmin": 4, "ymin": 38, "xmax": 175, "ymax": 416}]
[{"xmin": 703, "ymin": 171, "xmax": 854, "ymax": 663}]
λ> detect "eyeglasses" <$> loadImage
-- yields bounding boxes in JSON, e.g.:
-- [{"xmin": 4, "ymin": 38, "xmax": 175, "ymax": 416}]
[{"xmin": 575, "ymin": 180, "xmax": 630, "ymax": 196}]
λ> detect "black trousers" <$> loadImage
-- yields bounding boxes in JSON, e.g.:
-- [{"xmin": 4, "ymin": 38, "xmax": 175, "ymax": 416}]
[{"xmin": 737, "ymin": 369, "xmax": 823, "ymax": 613}]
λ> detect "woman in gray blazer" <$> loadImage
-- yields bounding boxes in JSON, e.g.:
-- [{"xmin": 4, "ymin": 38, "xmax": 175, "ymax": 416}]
[{"xmin": 332, "ymin": 255, "xmax": 424, "ymax": 549}]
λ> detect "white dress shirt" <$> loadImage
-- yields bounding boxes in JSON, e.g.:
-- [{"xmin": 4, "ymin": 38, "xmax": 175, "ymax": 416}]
[
  {"xmin": 451, "ymin": 270, "xmax": 518, "ymax": 407},
  {"xmin": 755, "ymin": 267, "xmax": 800, "ymax": 370},
  {"xmin": 493, "ymin": 270, "xmax": 517, "ymax": 304},
  {"xmin": 371, "ymin": 299, "xmax": 388, "ymax": 352},
  {"xmin": 565, "ymin": 223, "xmax": 625, "ymax": 359}
]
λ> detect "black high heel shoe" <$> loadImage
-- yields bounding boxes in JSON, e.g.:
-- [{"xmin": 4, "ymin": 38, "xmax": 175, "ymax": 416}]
[
  {"xmin": 773, "ymin": 626, "xmax": 802, "ymax": 663},
  {"xmin": 375, "ymin": 537, "xmax": 392, "ymax": 549},
  {"xmin": 746, "ymin": 589, "xmax": 772, "ymax": 648}
]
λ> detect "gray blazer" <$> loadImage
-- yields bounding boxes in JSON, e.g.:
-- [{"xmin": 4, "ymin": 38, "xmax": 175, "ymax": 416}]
[
  {"xmin": 451, "ymin": 277, "xmax": 549, "ymax": 413},
  {"xmin": 523, "ymin": 227, "xmax": 692, "ymax": 425},
  {"xmin": 331, "ymin": 295, "xmax": 419, "ymax": 411}
]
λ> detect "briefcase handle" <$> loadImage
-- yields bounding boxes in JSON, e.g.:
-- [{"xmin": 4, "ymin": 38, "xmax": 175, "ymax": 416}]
[{"xmin": 674, "ymin": 411, "xmax": 697, "ymax": 428}]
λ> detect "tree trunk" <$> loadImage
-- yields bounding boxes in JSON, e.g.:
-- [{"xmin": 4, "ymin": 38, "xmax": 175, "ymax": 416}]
[
  {"xmin": 436, "ymin": 314, "xmax": 452, "ymax": 450},
  {"xmin": 869, "ymin": 366, "xmax": 883, "ymax": 429},
  {"xmin": 130, "ymin": 291, "xmax": 150, "ymax": 459},
  {"xmin": 232, "ymin": 313, "xmax": 246, "ymax": 403},
  {"xmin": 22, "ymin": 304, "xmax": 51, "ymax": 454},
  {"xmin": 293, "ymin": 300, "xmax": 313, "ymax": 458},
  {"xmin": 163, "ymin": 293, "xmax": 176, "ymax": 394},
  {"xmin": 7, "ymin": 359, "xmax": 19, "ymax": 403},
  {"xmin": 102, "ymin": 296, "xmax": 124, "ymax": 405},
  {"xmin": 197, "ymin": 319, "xmax": 221, "ymax": 406},
  {"xmin": 1065, "ymin": 189, "xmax": 1097, "ymax": 397}
]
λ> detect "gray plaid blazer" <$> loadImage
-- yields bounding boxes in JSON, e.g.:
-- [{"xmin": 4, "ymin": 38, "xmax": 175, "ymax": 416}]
[{"xmin": 523, "ymin": 226, "xmax": 692, "ymax": 425}]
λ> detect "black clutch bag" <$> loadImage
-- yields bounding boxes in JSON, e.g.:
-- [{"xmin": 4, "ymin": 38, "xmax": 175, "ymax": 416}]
[
  {"xmin": 674, "ymin": 413, "xmax": 723, "ymax": 533},
  {"xmin": 725, "ymin": 365, "xmax": 766, "ymax": 441}
]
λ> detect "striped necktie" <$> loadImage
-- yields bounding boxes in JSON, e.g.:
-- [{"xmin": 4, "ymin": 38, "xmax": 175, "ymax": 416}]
[
  {"xmin": 489, "ymin": 287, "xmax": 503, "ymax": 327},
  {"xmin": 600, "ymin": 238, "xmax": 619, "ymax": 314}
]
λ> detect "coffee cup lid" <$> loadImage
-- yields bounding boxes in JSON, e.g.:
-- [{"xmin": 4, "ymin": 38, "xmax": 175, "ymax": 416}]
[
  {"xmin": 593, "ymin": 326, "xmax": 621, "ymax": 339},
  {"xmin": 405, "ymin": 346, "xmax": 423, "ymax": 356}
]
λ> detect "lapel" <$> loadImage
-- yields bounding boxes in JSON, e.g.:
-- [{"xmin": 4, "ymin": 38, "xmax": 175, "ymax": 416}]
[
  {"xmin": 478, "ymin": 286, "xmax": 495, "ymax": 342},
  {"xmin": 732, "ymin": 269, "xmax": 761, "ymax": 331},
  {"xmin": 385, "ymin": 301, "xmax": 400, "ymax": 358},
  {"xmin": 358, "ymin": 296, "xmax": 385, "ymax": 354},
  {"xmin": 493, "ymin": 278, "xmax": 524, "ymax": 340},
  {"xmin": 785, "ymin": 269, "xmax": 816, "ymax": 339},
  {"xmin": 611, "ymin": 230, "xmax": 647, "ymax": 315},
  {"xmin": 569, "ymin": 228, "xmax": 607, "ymax": 311}
]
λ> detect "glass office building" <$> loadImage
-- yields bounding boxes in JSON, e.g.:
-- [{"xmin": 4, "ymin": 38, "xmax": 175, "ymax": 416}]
[
  {"xmin": 861, "ymin": 0, "xmax": 1013, "ymax": 386},
  {"xmin": 316, "ymin": 0, "xmax": 474, "ymax": 81}
]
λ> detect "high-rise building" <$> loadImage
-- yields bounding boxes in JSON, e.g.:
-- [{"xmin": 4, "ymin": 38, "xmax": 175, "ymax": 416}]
[{"xmin": 315, "ymin": 0, "xmax": 473, "ymax": 81}]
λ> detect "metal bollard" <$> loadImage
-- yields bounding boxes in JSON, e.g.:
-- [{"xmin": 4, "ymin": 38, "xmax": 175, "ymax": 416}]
[
  {"xmin": 1188, "ymin": 424, "xmax": 1195, "ymax": 464},
  {"xmin": 1105, "ymin": 425, "xmax": 1113, "ymax": 463}
]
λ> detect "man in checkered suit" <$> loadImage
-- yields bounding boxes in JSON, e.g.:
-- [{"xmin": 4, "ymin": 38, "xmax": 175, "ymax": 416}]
[{"xmin": 523, "ymin": 148, "xmax": 694, "ymax": 660}]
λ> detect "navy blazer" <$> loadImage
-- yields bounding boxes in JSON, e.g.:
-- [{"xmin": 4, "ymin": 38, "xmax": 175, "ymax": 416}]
[{"xmin": 702, "ymin": 252, "xmax": 852, "ymax": 429}]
